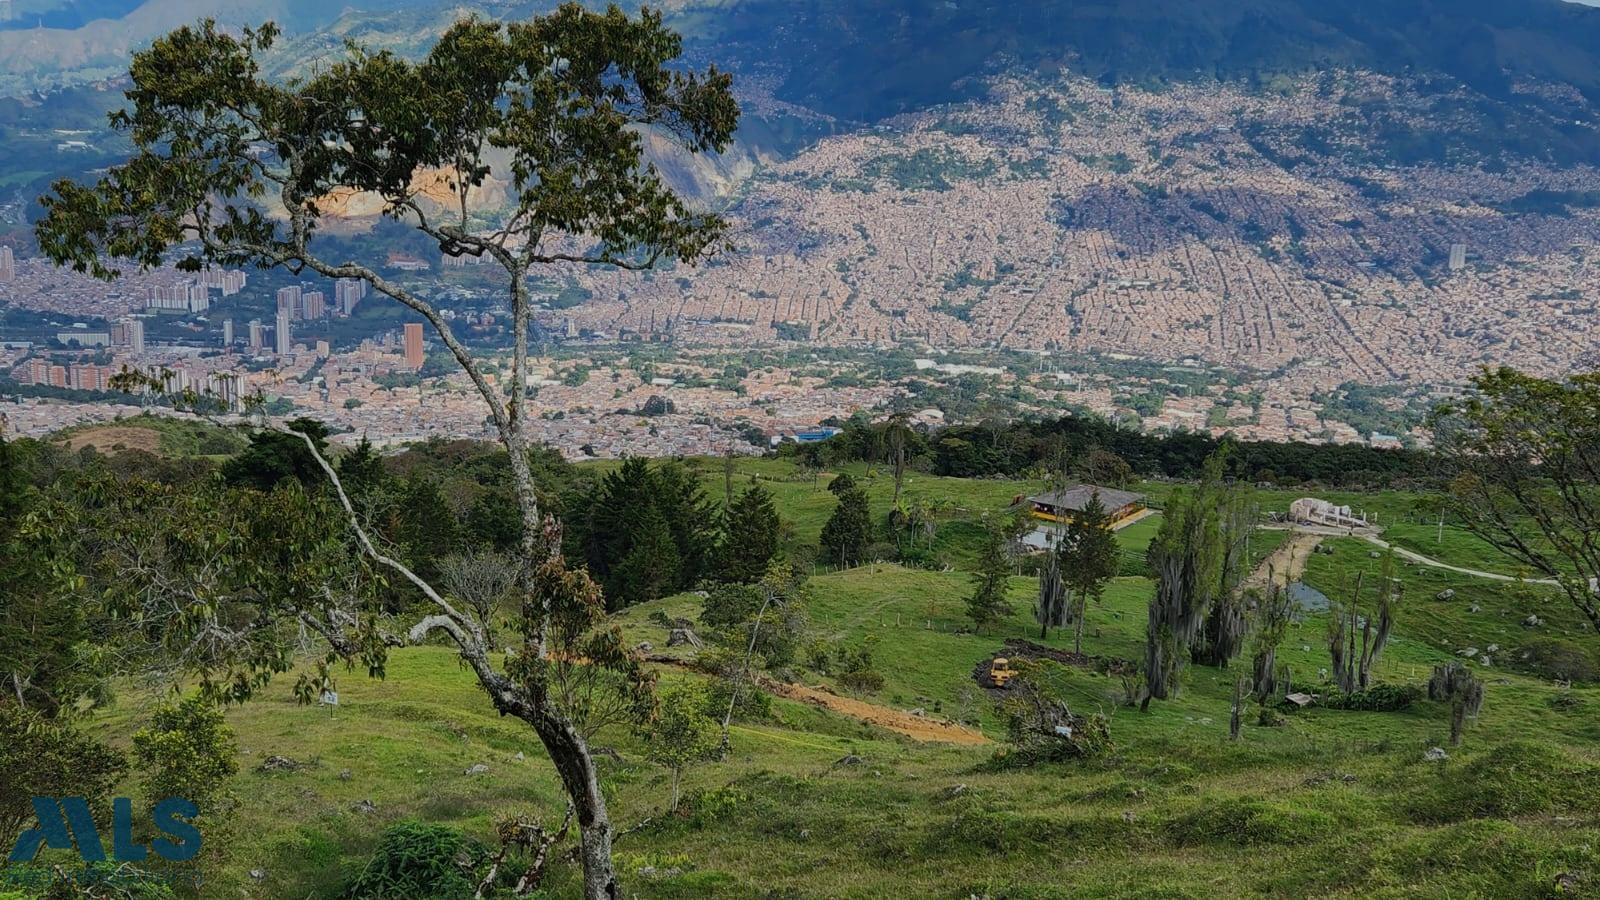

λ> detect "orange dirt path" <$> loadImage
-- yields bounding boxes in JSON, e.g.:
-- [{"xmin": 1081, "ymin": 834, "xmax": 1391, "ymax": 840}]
[{"xmin": 764, "ymin": 680, "xmax": 992, "ymax": 746}]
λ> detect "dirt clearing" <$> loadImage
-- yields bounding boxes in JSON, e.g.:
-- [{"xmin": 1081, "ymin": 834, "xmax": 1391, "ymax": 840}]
[
  {"xmin": 764, "ymin": 680, "xmax": 991, "ymax": 745},
  {"xmin": 57, "ymin": 425, "xmax": 163, "ymax": 454}
]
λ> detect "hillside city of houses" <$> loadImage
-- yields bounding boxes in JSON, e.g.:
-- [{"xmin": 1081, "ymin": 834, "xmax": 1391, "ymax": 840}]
[
  {"xmin": 0, "ymin": 241, "xmax": 1429, "ymax": 456},
  {"xmin": 3, "ymin": 71, "xmax": 1596, "ymax": 455}
]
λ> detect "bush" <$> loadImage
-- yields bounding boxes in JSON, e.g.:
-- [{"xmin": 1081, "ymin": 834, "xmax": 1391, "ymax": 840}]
[
  {"xmin": 835, "ymin": 638, "xmax": 885, "ymax": 694},
  {"xmin": 1318, "ymin": 683, "xmax": 1422, "ymax": 711},
  {"xmin": 343, "ymin": 822, "xmax": 488, "ymax": 900},
  {"xmin": 699, "ymin": 582, "xmax": 763, "ymax": 628},
  {"xmin": 0, "ymin": 705, "xmax": 127, "ymax": 841},
  {"xmin": 1511, "ymin": 639, "xmax": 1600, "ymax": 682},
  {"xmin": 803, "ymin": 640, "xmax": 832, "ymax": 674},
  {"xmin": 839, "ymin": 668, "xmax": 886, "ymax": 694},
  {"xmin": 132, "ymin": 693, "xmax": 238, "ymax": 813}
]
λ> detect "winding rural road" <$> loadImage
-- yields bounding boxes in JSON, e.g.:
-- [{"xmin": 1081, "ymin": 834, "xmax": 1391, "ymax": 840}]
[{"xmin": 1260, "ymin": 524, "xmax": 1559, "ymax": 585}]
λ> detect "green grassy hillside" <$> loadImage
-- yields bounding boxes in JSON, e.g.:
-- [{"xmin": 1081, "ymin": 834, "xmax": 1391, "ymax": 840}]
[
  {"xmin": 0, "ymin": 450, "xmax": 1574, "ymax": 896},
  {"xmin": 60, "ymin": 458, "xmax": 1600, "ymax": 898}
]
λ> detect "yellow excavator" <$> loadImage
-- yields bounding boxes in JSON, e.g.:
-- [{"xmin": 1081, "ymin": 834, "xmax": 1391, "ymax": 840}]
[{"xmin": 988, "ymin": 656, "xmax": 1018, "ymax": 688}]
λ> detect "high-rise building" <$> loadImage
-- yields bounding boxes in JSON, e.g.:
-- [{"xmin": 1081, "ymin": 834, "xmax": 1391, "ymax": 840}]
[
  {"xmin": 303, "ymin": 291, "xmax": 326, "ymax": 320},
  {"xmin": 70, "ymin": 364, "xmax": 111, "ymax": 392},
  {"xmin": 316, "ymin": 340, "xmax": 331, "ymax": 360},
  {"xmin": 275, "ymin": 312, "xmax": 292, "ymax": 357},
  {"xmin": 208, "ymin": 372, "xmax": 242, "ymax": 411},
  {"xmin": 127, "ymin": 318, "xmax": 145, "ymax": 355},
  {"xmin": 1448, "ymin": 243, "xmax": 1467, "ymax": 271},
  {"xmin": 22, "ymin": 358, "xmax": 49, "ymax": 385},
  {"xmin": 248, "ymin": 319, "xmax": 264, "ymax": 351},
  {"xmin": 200, "ymin": 267, "xmax": 247, "ymax": 296},
  {"xmin": 0, "ymin": 245, "xmax": 14, "ymax": 283},
  {"xmin": 276, "ymin": 286, "xmax": 303, "ymax": 320},
  {"xmin": 403, "ymin": 322, "xmax": 425, "ymax": 369},
  {"xmin": 145, "ymin": 280, "xmax": 210, "ymax": 313},
  {"xmin": 335, "ymin": 278, "xmax": 366, "ymax": 315},
  {"xmin": 222, "ymin": 319, "xmax": 234, "ymax": 348}
]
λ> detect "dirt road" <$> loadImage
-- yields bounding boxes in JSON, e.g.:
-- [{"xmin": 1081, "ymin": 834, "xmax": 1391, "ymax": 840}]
[
  {"xmin": 1244, "ymin": 530, "xmax": 1323, "ymax": 590},
  {"xmin": 764, "ymin": 680, "xmax": 992, "ymax": 746}
]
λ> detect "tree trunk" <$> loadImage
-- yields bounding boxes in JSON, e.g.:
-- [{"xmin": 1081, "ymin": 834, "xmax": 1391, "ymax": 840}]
[
  {"xmin": 502, "ymin": 416, "xmax": 619, "ymax": 898},
  {"xmin": 1072, "ymin": 592, "xmax": 1086, "ymax": 655},
  {"xmin": 530, "ymin": 709, "xmax": 619, "ymax": 900},
  {"xmin": 1229, "ymin": 676, "xmax": 1244, "ymax": 741}
]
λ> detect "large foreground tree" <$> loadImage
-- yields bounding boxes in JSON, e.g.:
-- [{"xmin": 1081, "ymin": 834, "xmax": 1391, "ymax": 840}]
[
  {"xmin": 1432, "ymin": 367, "xmax": 1600, "ymax": 632},
  {"xmin": 34, "ymin": 7, "xmax": 738, "ymax": 896}
]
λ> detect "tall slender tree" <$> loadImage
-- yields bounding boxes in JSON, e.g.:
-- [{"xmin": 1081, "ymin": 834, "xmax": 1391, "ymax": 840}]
[
  {"xmin": 1142, "ymin": 459, "xmax": 1226, "ymax": 709},
  {"xmin": 1036, "ymin": 542, "xmax": 1069, "ymax": 641},
  {"xmin": 34, "ymin": 9, "xmax": 737, "ymax": 895},
  {"xmin": 1059, "ymin": 491, "xmax": 1120, "ymax": 655},
  {"xmin": 967, "ymin": 518, "xmax": 1015, "ymax": 633},
  {"xmin": 1194, "ymin": 467, "xmax": 1259, "ymax": 667},
  {"xmin": 1328, "ymin": 553, "xmax": 1400, "ymax": 693}
]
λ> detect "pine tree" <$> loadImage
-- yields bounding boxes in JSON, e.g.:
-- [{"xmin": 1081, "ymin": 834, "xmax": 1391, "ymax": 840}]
[
  {"xmin": 336, "ymin": 436, "xmax": 387, "ymax": 505},
  {"xmin": 721, "ymin": 484, "xmax": 781, "ymax": 583},
  {"xmin": 392, "ymin": 474, "xmax": 462, "ymax": 583},
  {"xmin": 586, "ymin": 458, "xmax": 717, "ymax": 603},
  {"xmin": 967, "ymin": 520, "xmax": 1015, "ymax": 633},
  {"xmin": 653, "ymin": 461, "xmax": 718, "ymax": 584},
  {"xmin": 613, "ymin": 504, "xmax": 681, "ymax": 608},
  {"xmin": 820, "ymin": 486, "xmax": 872, "ymax": 566},
  {"xmin": 1060, "ymin": 491, "xmax": 1120, "ymax": 654},
  {"xmin": 585, "ymin": 458, "xmax": 659, "ymax": 591}
]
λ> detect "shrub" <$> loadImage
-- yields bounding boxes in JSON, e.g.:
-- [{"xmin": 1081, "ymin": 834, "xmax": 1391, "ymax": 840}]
[
  {"xmin": 679, "ymin": 788, "xmax": 751, "ymax": 830},
  {"xmin": 342, "ymin": 822, "xmax": 488, "ymax": 900},
  {"xmin": 699, "ymin": 582, "xmax": 763, "ymax": 628},
  {"xmin": 0, "ymin": 705, "xmax": 127, "ymax": 841},
  {"xmin": 835, "ymin": 638, "xmax": 885, "ymax": 694},
  {"xmin": 803, "ymin": 640, "xmax": 832, "ymax": 674},
  {"xmin": 132, "ymin": 693, "xmax": 238, "ymax": 814},
  {"xmin": 1511, "ymin": 639, "xmax": 1600, "ymax": 682},
  {"xmin": 702, "ymin": 676, "xmax": 772, "ymax": 723},
  {"xmin": 1318, "ymin": 683, "xmax": 1422, "ymax": 711}
]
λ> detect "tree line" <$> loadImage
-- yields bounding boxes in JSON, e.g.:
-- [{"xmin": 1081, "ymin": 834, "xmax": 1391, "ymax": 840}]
[{"xmin": 787, "ymin": 408, "xmax": 1434, "ymax": 488}]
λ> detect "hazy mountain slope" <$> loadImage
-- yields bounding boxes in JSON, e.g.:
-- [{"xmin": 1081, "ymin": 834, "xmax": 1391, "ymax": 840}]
[
  {"xmin": 0, "ymin": 0, "xmax": 437, "ymax": 93},
  {"xmin": 689, "ymin": 0, "xmax": 1600, "ymax": 122}
]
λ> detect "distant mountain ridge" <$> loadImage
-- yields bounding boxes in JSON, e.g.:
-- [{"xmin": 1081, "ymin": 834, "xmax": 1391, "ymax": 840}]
[
  {"xmin": 688, "ymin": 0, "xmax": 1600, "ymax": 127},
  {"xmin": 10, "ymin": 0, "xmax": 1600, "ymax": 107}
]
